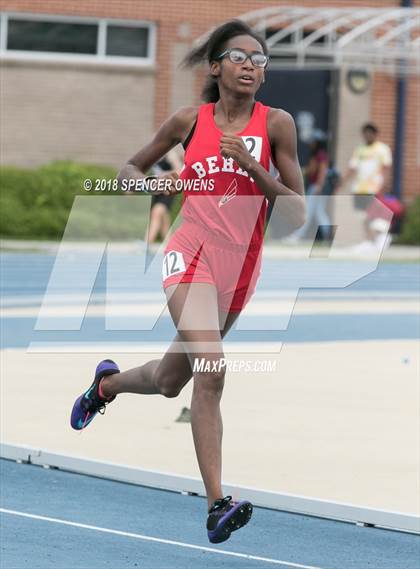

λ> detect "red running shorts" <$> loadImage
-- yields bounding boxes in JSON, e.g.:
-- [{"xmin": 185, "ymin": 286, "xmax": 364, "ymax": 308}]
[{"xmin": 162, "ymin": 220, "xmax": 262, "ymax": 313}]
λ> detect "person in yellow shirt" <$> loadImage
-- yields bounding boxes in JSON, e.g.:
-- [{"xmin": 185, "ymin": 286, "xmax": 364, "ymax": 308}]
[
  {"xmin": 340, "ymin": 122, "xmax": 392, "ymax": 207},
  {"xmin": 338, "ymin": 123, "xmax": 393, "ymax": 248}
]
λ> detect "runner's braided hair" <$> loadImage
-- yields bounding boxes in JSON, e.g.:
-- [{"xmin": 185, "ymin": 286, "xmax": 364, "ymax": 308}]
[{"xmin": 182, "ymin": 20, "xmax": 268, "ymax": 103}]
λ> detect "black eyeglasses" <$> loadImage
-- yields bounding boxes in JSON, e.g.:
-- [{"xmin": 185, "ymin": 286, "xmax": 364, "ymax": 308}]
[{"xmin": 217, "ymin": 48, "xmax": 269, "ymax": 69}]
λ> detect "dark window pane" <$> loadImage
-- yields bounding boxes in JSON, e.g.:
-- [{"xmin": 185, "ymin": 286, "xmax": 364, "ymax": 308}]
[
  {"xmin": 106, "ymin": 26, "xmax": 149, "ymax": 57},
  {"xmin": 7, "ymin": 20, "xmax": 98, "ymax": 54}
]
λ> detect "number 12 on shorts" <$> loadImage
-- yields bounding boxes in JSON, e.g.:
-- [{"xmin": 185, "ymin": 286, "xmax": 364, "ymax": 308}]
[{"xmin": 162, "ymin": 250, "xmax": 186, "ymax": 280}]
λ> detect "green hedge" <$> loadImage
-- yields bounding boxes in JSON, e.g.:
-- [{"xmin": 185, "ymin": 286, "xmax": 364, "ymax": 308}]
[
  {"xmin": 396, "ymin": 197, "xmax": 420, "ymax": 245},
  {"xmin": 0, "ymin": 162, "xmax": 151, "ymax": 240}
]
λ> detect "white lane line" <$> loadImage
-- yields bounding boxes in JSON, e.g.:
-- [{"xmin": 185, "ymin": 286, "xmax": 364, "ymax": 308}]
[
  {"xmin": 2, "ymin": 299, "xmax": 419, "ymax": 318},
  {"xmin": 27, "ymin": 342, "xmax": 284, "ymax": 353},
  {"xmin": 0, "ymin": 508, "xmax": 322, "ymax": 569}
]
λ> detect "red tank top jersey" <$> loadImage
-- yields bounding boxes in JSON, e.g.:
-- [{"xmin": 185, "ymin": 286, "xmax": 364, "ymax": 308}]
[{"xmin": 179, "ymin": 101, "xmax": 272, "ymax": 249}]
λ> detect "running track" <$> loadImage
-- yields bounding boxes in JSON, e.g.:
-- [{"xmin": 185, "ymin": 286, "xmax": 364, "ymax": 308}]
[{"xmin": 1, "ymin": 251, "xmax": 419, "ymax": 568}]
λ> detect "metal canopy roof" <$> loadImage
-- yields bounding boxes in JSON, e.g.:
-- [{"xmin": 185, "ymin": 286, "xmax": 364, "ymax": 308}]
[{"xmin": 237, "ymin": 6, "xmax": 420, "ymax": 74}]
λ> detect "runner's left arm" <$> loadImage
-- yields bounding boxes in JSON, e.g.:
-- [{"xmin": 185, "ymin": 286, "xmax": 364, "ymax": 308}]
[{"xmin": 219, "ymin": 109, "xmax": 305, "ymax": 228}]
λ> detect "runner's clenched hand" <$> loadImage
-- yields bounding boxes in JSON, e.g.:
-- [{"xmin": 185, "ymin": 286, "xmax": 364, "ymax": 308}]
[{"xmin": 220, "ymin": 135, "xmax": 255, "ymax": 172}]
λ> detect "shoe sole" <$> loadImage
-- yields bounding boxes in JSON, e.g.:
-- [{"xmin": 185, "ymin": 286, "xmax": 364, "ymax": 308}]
[{"xmin": 208, "ymin": 501, "xmax": 253, "ymax": 544}]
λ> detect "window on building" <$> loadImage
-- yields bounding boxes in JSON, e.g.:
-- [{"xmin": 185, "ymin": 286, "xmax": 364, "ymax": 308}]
[
  {"xmin": 106, "ymin": 25, "xmax": 149, "ymax": 58},
  {"xmin": 0, "ymin": 14, "xmax": 155, "ymax": 63},
  {"xmin": 7, "ymin": 20, "xmax": 98, "ymax": 54}
]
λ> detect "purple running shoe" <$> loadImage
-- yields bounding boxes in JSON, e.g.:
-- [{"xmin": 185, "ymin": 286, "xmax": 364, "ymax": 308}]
[
  {"xmin": 70, "ymin": 359, "xmax": 119, "ymax": 430},
  {"xmin": 207, "ymin": 495, "xmax": 253, "ymax": 543}
]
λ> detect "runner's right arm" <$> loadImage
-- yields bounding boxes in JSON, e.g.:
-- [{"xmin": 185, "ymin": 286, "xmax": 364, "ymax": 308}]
[{"xmin": 117, "ymin": 107, "xmax": 198, "ymax": 192}]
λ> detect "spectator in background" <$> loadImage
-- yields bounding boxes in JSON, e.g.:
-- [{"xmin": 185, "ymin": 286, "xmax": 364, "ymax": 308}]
[
  {"xmin": 338, "ymin": 122, "xmax": 393, "ymax": 250},
  {"xmin": 286, "ymin": 130, "xmax": 331, "ymax": 242},
  {"xmin": 146, "ymin": 155, "xmax": 177, "ymax": 243}
]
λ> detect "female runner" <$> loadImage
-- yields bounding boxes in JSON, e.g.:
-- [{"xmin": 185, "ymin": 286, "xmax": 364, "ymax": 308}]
[{"xmin": 71, "ymin": 19, "xmax": 304, "ymax": 544}]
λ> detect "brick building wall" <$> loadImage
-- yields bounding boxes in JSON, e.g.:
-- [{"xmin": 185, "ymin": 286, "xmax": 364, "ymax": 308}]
[
  {"xmin": 0, "ymin": 0, "xmax": 419, "ymax": 200},
  {"xmin": 371, "ymin": 73, "xmax": 420, "ymax": 201},
  {"xmin": 1, "ymin": 60, "xmax": 155, "ymax": 167}
]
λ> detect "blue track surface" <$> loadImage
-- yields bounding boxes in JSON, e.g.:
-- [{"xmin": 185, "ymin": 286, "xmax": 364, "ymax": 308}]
[
  {"xmin": 1, "ymin": 459, "xmax": 419, "ymax": 569},
  {"xmin": 1, "ymin": 252, "xmax": 419, "ymax": 297},
  {"xmin": 1, "ymin": 252, "xmax": 419, "ymax": 349},
  {"xmin": 1, "ymin": 314, "xmax": 419, "ymax": 348}
]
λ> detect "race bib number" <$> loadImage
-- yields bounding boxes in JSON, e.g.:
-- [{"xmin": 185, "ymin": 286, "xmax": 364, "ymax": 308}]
[
  {"xmin": 162, "ymin": 250, "xmax": 186, "ymax": 280},
  {"xmin": 241, "ymin": 135, "xmax": 262, "ymax": 163}
]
